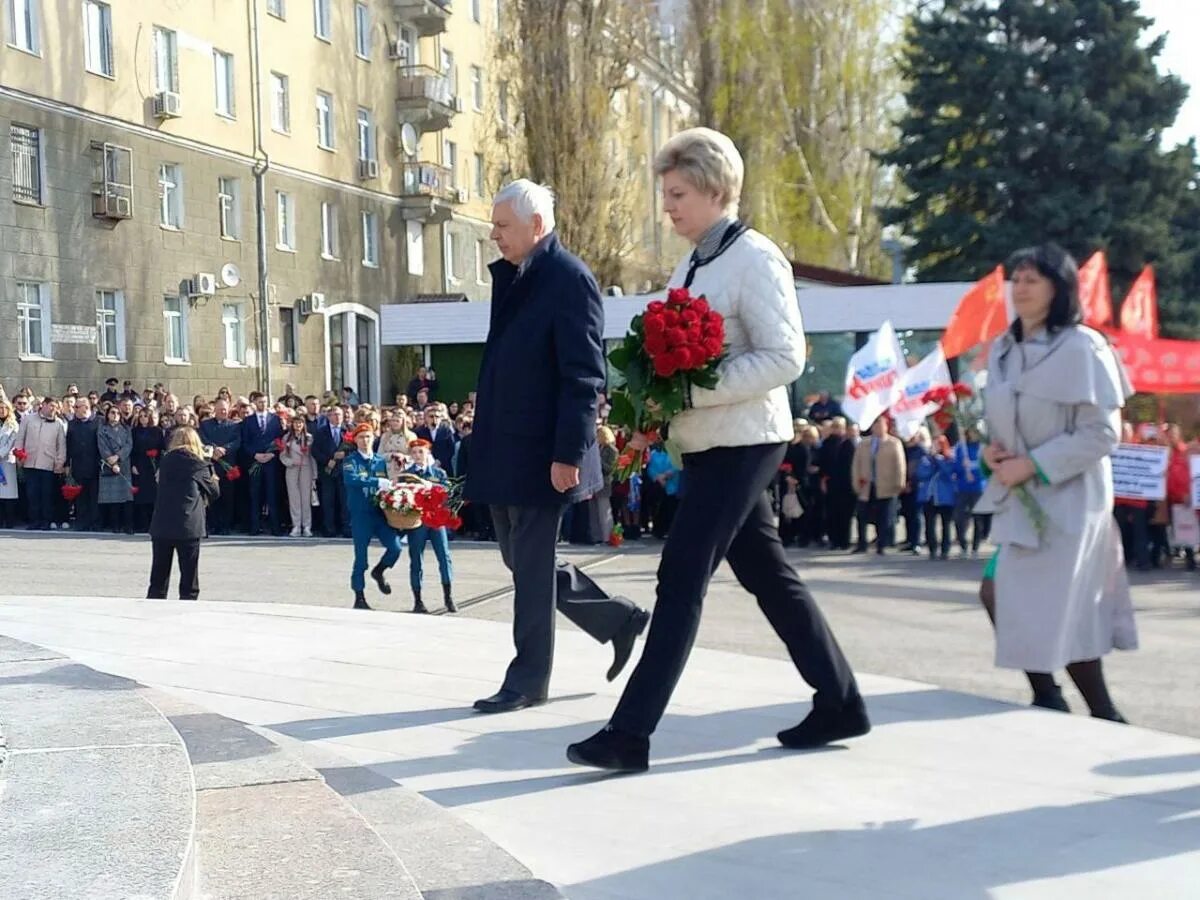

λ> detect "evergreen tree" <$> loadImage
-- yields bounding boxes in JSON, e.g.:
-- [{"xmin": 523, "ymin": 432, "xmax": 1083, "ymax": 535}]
[{"xmin": 883, "ymin": 0, "xmax": 1199, "ymax": 336}]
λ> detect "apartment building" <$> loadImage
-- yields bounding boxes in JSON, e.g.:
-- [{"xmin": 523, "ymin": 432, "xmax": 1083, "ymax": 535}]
[{"xmin": 1, "ymin": 0, "xmax": 693, "ymax": 402}]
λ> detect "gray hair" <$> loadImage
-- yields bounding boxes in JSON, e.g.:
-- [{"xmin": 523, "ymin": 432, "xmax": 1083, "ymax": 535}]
[
  {"xmin": 653, "ymin": 127, "xmax": 744, "ymax": 216},
  {"xmin": 493, "ymin": 179, "xmax": 556, "ymax": 233}
]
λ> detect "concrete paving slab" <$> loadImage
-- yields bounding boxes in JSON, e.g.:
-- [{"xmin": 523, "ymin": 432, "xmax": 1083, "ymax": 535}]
[{"xmin": 2, "ymin": 596, "xmax": 1199, "ymax": 899}]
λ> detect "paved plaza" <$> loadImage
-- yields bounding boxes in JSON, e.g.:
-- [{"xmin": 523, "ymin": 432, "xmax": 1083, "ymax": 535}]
[{"xmin": 1, "ymin": 533, "xmax": 1199, "ymax": 898}]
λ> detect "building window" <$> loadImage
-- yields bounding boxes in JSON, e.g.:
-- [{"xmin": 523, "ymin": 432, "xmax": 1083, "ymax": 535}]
[
  {"xmin": 95, "ymin": 289, "xmax": 125, "ymax": 361},
  {"xmin": 280, "ymin": 307, "xmax": 298, "ymax": 364},
  {"xmin": 10, "ymin": 124, "xmax": 43, "ymax": 204},
  {"xmin": 442, "ymin": 48, "xmax": 457, "ymax": 97},
  {"xmin": 356, "ymin": 107, "xmax": 375, "ymax": 162},
  {"xmin": 361, "ymin": 210, "xmax": 378, "ymax": 267},
  {"xmin": 446, "ymin": 231, "xmax": 460, "ymax": 283},
  {"xmin": 222, "ymin": 302, "xmax": 246, "ymax": 365},
  {"xmin": 164, "ymin": 296, "xmax": 188, "ymax": 362},
  {"xmin": 406, "ymin": 220, "xmax": 424, "ymax": 276},
  {"xmin": 213, "ymin": 49, "xmax": 235, "ymax": 117},
  {"xmin": 152, "ymin": 26, "xmax": 177, "ymax": 92},
  {"xmin": 93, "ymin": 141, "xmax": 133, "ymax": 214},
  {"xmin": 316, "ymin": 90, "xmax": 334, "ymax": 149},
  {"xmin": 354, "ymin": 2, "xmax": 370, "ymax": 58},
  {"xmin": 475, "ymin": 239, "xmax": 488, "ymax": 283},
  {"xmin": 443, "ymin": 139, "xmax": 457, "ymax": 187},
  {"xmin": 218, "ymin": 176, "xmax": 240, "ymax": 239},
  {"xmin": 320, "ymin": 200, "xmax": 339, "ymax": 258},
  {"xmin": 470, "ymin": 0, "xmax": 481, "ymax": 22},
  {"xmin": 470, "ymin": 65, "xmax": 483, "ymax": 111},
  {"xmin": 7, "ymin": 0, "xmax": 40, "ymax": 54},
  {"xmin": 313, "ymin": 0, "xmax": 329, "ymax": 40},
  {"xmin": 159, "ymin": 163, "xmax": 183, "ymax": 229},
  {"xmin": 473, "ymin": 152, "xmax": 485, "ymax": 199},
  {"xmin": 270, "ymin": 72, "xmax": 290, "ymax": 133},
  {"xmin": 498, "ymin": 80, "xmax": 509, "ymax": 124},
  {"xmin": 16, "ymin": 281, "xmax": 50, "ymax": 359},
  {"xmin": 494, "ymin": 0, "xmax": 502, "ymax": 28},
  {"xmin": 276, "ymin": 191, "xmax": 296, "ymax": 250},
  {"xmin": 84, "ymin": 0, "xmax": 113, "ymax": 76},
  {"xmin": 267, "ymin": 0, "xmax": 285, "ymax": 18},
  {"xmin": 397, "ymin": 25, "xmax": 417, "ymax": 65}
]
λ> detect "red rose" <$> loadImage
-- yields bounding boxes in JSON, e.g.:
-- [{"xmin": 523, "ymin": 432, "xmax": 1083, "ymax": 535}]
[
  {"xmin": 672, "ymin": 347, "xmax": 693, "ymax": 370},
  {"xmin": 702, "ymin": 337, "xmax": 723, "ymax": 357},
  {"xmin": 13, "ymin": 449, "xmax": 27, "ymax": 463},
  {"xmin": 667, "ymin": 287, "xmax": 691, "ymax": 306},
  {"xmin": 653, "ymin": 355, "xmax": 678, "ymax": 378},
  {"xmin": 226, "ymin": 465, "xmax": 242, "ymax": 481},
  {"xmin": 952, "ymin": 383, "xmax": 973, "ymax": 399},
  {"xmin": 644, "ymin": 333, "xmax": 669, "ymax": 357},
  {"xmin": 131, "ymin": 486, "xmax": 140, "ymax": 496},
  {"xmin": 680, "ymin": 309, "xmax": 700, "ymax": 326},
  {"xmin": 780, "ymin": 463, "xmax": 794, "ymax": 474},
  {"xmin": 687, "ymin": 345, "xmax": 709, "ymax": 368},
  {"xmin": 643, "ymin": 313, "xmax": 666, "ymax": 335},
  {"xmin": 662, "ymin": 310, "xmax": 681, "ymax": 328},
  {"xmin": 691, "ymin": 298, "xmax": 710, "ymax": 315},
  {"xmin": 646, "ymin": 300, "xmax": 665, "ymax": 314},
  {"xmin": 146, "ymin": 449, "xmax": 159, "ymax": 459},
  {"xmin": 665, "ymin": 327, "xmax": 688, "ymax": 348}
]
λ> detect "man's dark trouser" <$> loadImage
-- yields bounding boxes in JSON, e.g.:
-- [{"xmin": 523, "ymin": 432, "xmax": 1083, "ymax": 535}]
[
  {"xmin": 208, "ymin": 469, "xmax": 237, "ymax": 534},
  {"xmin": 856, "ymin": 486, "xmax": 897, "ymax": 551},
  {"xmin": 247, "ymin": 459, "xmax": 280, "ymax": 535},
  {"xmin": 319, "ymin": 469, "xmax": 350, "ymax": 537},
  {"xmin": 74, "ymin": 477, "xmax": 100, "ymax": 530},
  {"xmin": 147, "ymin": 538, "xmax": 201, "ymax": 600},
  {"xmin": 609, "ymin": 443, "xmax": 861, "ymax": 739},
  {"xmin": 25, "ymin": 468, "xmax": 56, "ymax": 528},
  {"xmin": 490, "ymin": 504, "xmax": 640, "ymax": 700},
  {"xmin": 899, "ymin": 490, "xmax": 920, "ymax": 548},
  {"xmin": 827, "ymin": 488, "xmax": 856, "ymax": 549}
]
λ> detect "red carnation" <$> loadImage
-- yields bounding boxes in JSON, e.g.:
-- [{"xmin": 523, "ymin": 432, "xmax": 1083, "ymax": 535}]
[
  {"xmin": 780, "ymin": 463, "xmax": 794, "ymax": 474},
  {"xmin": 226, "ymin": 465, "xmax": 242, "ymax": 481},
  {"xmin": 13, "ymin": 448, "xmax": 27, "ymax": 463},
  {"xmin": 653, "ymin": 355, "xmax": 678, "ymax": 378},
  {"xmin": 146, "ymin": 449, "xmax": 159, "ymax": 459},
  {"xmin": 646, "ymin": 300, "xmax": 665, "ymax": 314},
  {"xmin": 688, "ymin": 345, "xmax": 710, "ymax": 368},
  {"xmin": 61, "ymin": 484, "xmax": 83, "ymax": 501},
  {"xmin": 131, "ymin": 486, "xmax": 140, "ymax": 496},
  {"xmin": 952, "ymin": 383, "xmax": 974, "ymax": 399},
  {"xmin": 273, "ymin": 437, "xmax": 286, "ymax": 453}
]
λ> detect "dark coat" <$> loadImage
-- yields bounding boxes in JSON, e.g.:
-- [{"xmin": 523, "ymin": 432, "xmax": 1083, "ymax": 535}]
[
  {"xmin": 466, "ymin": 234, "xmax": 606, "ymax": 507},
  {"xmin": 198, "ymin": 417, "xmax": 242, "ymax": 455},
  {"xmin": 414, "ymin": 423, "xmax": 457, "ymax": 472},
  {"xmin": 240, "ymin": 411, "xmax": 284, "ymax": 458},
  {"xmin": 150, "ymin": 449, "xmax": 220, "ymax": 541},
  {"xmin": 311, "ymin": 418, "xmax": 350, "ymax": 470},
  {"xmin": 131, "ymin": 425, "xmax": 167, "ymax": 507},
  {"xmin": 66, "ymin": 416, "xmax": 101, "ymax": 477}
]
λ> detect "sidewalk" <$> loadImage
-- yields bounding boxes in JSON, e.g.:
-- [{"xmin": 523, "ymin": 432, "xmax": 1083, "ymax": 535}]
[{"xmin": 1, "ymin": 595, "xmax": 1198, "ymax": 899}]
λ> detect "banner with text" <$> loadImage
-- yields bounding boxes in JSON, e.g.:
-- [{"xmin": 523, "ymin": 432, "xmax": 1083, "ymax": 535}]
[
  {"xmin": 1112, "ymin": 444, "xmax": 1169, "ymax": 501},
  {"xmin": 843, "ymin": 320, "xmax": 907, "ymax": 431},
  {"xmin": 890, "ymin": 345, "xmax": 952, "ymax": 440}
]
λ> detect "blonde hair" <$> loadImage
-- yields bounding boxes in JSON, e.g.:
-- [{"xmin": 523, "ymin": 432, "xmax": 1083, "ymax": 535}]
[
  {"xmin": 168, "ymin": 425, "xmax": 204, "ymax": 459},
  {"xmin": 653, "ymin": 127, "xmax": 745, "ymax": 216},
  {"xmin": 597, "ymin": 425, "xmax": 616, "ymax": 447}
]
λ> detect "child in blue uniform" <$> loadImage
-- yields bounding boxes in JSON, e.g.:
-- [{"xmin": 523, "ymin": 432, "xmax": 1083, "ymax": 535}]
[
  {"xmin": 343, "ymin": 423, "xmax": 402, "ymax": 610},
  {"xmin": 405, "ymin": 439, "xmax": 456, "ymax": 614}
]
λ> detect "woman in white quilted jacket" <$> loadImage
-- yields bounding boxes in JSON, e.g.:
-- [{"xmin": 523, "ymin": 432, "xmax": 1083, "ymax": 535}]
[{"xmin": 568, "ymin": 128, "xmax": 869, "ymax": 773}]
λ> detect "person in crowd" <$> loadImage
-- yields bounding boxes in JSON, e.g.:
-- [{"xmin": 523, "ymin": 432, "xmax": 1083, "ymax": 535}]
[
  {"xmin": 405, "ymin": 439, "xmax": 456, "ymax": 613},
  {"xmin": 15, "ymin": 397, "xmax": 66, "ymax": 530},
  {"xmin": 568, "ymin": 128, "xmax": 867, "ymax": 773},
  {"xmin": 147, "ymin": 426, "xmax": 219, "ymax": 601},
  {"xmin": 899, "ymin": 428, "xmax": 931, "ymax": 554},
  {"xmin": 99, "ymin": 377, "xmax": 120, "ymax": 405},
  {"xmin": 918, "ymin": 435, "xmax": 958, "ymax": 561},
  {"xmin": 302, "ymin": 396, "xmax": 323, "ymax": 434},
  {"xmin": 953, "ymin": 425, "xmax": 990, "ymax": 557},
  {"xmin": 779, "ymin": 422, "xmax": 812, "ymax": 547},
  {"xmin": 797, "ymin": 425, "xmax": 825, "ymax": 546},
  {"xmin": 1163, "ymin": 425, "xmax": 1193, "ymax": 569},
  {"xmin": 277, "ymin": 383, "xmax": 303, "ymax": 409},
  {"xmin": 131, "ymin": 406, "xmax": 166, "ymax": 533},
  {"xmin": 852, "ymin": 415, "xmax": 906, "ymax": 555},
  {"xmin": 415, "ymin": 405, "xmax": 457, "ymax": 472},
  {"xmin": 644, "ymin": 442, "xmax": 681, "ymax": 539},
  {"xmin": 120, "ymin": 380, "xmax": 140, "ymax": 402},
  {"xmin": 466, "ymin": 177, "xmax": 650, "ymax": 716},
  {"xmin": 241, "ymin": 391, "xmax": 284, "ymax": 536},
  {"xmin": 280, "ymin": 411, "xmax": 317, "ymax": 537},
  {"xmin": 807, "ymin": 391, "xmax": 845, "ymax": 424},
  {"xmin": 819, "ymin": 417, "xmax": 855, "ymax": 550},
  {"xmin": 197, "ymin": 399, "xmax": 241, "ymax": 535},
  {"xmin": 97, "ymin": 404, "xmax": 134, "ymax": 534},
  {"xmin": 215, "ymin": 386, "xmax": 233, "ymax": 403},
  {"xmin": 0, "ymin": 391, "xmax": 19, "ymax": 529},
  {"xmin": 313, "ymin": 405, "xmax": 352, "ymax": 538},
  {"xmin": 84, "ymin": 391, "xmax": 99, "ymax": 411},
  {"xmin": 191, "ymin": 394, "xmax": 206, "ymax": 414},
  {"xmin": 977, "ymin": 243, "xmax": 1136, "ymax": 721},
  {"xmin": 161, "ymin": 393, "xmax": 180, "ymax": 419},
  {"xmin": 141, "ymin": 388, "xmax": 155, "ymax": 408},
  {"xmin": 414, "ymin": 388, "xmax": 430, "ymax": 412},
  {"xmin": 570, "ymin": 425, "xmax": 618, "ymax": 544},
  {"xmin": 341, "ymin": 385, "xmax": 360, "ymax": 407},
  {"xmin": 406, "ymin": 366, "xmax": 438, "ymax": 405},
  {"xmin": 447, "ymin": 401, "xmax": 460, "ymax": 420},
  {"xmin": 13, "ymin": 393, "xmax": 32, "ymax": 423},
  {"xmin": 343, "ymin": 423, "xmax": 402, "ymax": 610},
  {"xmin": 377, "ymin": 410, "xmax": 415, "ymax": 482},
  {"xmin": 1113, "ymin": 422, "xmax": 1151, "ymax": 571},
  {"xmin": 65, "ymin": 396, "xmax": 101, "ymax": 532}
]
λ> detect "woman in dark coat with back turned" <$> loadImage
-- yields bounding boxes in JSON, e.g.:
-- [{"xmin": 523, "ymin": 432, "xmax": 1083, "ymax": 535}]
[
  {"xmin": 148, "ymin": 426, "xmax": 219, "ymax": 601},
  {"xmin": 131, "ymin": 407, "xmax": 166, "ymax": 533}
]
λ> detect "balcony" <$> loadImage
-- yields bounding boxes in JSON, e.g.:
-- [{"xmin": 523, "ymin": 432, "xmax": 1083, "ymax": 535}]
[
  {"xmin": 398, "ymin": 161, "xmax": 461, "ymax": 223},
  {"xmin": 396, "ymin": 65, "xmax": 460, "ymax": 132},
  {"xmin": 393, "ymin": 0, "xmax": 451, "ymax": 37}
]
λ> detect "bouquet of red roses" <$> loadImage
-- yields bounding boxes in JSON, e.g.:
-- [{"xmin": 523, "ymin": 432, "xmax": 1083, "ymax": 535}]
[{"xmin": 607, "ymin": 287, "xmax": 726, "ymax": 480}]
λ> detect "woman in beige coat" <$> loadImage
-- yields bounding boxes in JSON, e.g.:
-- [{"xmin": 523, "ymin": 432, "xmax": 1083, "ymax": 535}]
[
  {"xmin": 977, "ymin": 244, "xmax": 1136, "ymax": 722},
  {"xmin": 377, "ymin": 410, "xmax": 415, "ymax": 482},
  {"xmin": 280, "ymin": 413, "xmax": 317, "ymax": 537}
]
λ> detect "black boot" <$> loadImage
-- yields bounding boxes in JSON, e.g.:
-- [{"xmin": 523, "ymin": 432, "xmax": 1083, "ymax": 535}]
[
  {"xmin": 778, "ymin": 699, "xmax": 871, "ymax": 749},
  {"xmin": 370, "ymin": 562, "xmax": 392, "ymax": 595},
  {"xmin": 1030, "ymin": 685, "xmax": 1071, "ymax": 713},
  {"xmin": 442, "ymin": 582, "xmax": 457, "ymax": 613},
  {"xmin": 567, "ymin": 725, "xmax": 649, "ymax": 773},
  {"xmin": 353, "ymin": 590, "xmax": 372, "ymax": 611},
  {"xmin": 607, "ymin": 607, "xmax": 650, "ymax": 682},
  {"xmin": 412, "ymin": 588, "xmax": 428, "ymax": 614}
]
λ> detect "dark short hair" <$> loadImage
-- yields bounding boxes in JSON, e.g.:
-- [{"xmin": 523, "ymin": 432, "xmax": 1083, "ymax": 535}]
[
  {"xmin": 1005, "ymin": 243, "xmax": 1082, "ymax": 341},
  {"xmin": 304, "ymin": 394, "xmax": 318, "ymax": 402}
]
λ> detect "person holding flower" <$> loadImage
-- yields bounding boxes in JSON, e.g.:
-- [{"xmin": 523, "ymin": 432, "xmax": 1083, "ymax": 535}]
[
  {"xmin": 567, "ymin": 127, "xmax": 868, "ymax": 773},
  {"xmin": 0, "ymin": 390, "xmax": 19, "ymax": 528},
  {"xmin": 377, "ymin": 410, "xmax": 416, "ymax": 482},
  {"xmin": 97, "ymin": 404, "xmax": 134, "ymax": 534},
  {"xmin": 280, "ymin": 413, "xmax": 317, "ymax": 537},
  {"xmin": 918, "ymin": 435, "xmax": 958, "ymax": 561},
  {"xmin": 147, "ymin": 426, "xmax": 219, "ymax": 601},
  {"xmin": 131, "ymin": 406, "xmax": 166, "ymax": 533},
  {"xmin": 976, "ymin": 243, "xmax": 1136, "ymax": 721},
  {"xmin": 405, "ymin": 439, "xmax": 456, "ymax": 614},
  {"xmin": 343, "ymin": 423, "xmax": 402, "ymax": 610}
]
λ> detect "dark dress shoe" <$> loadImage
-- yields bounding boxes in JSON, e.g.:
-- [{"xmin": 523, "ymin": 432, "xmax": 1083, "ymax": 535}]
[
  {"xmin": 370, "ymin": 563, "xmax": 392, "ymax": 595},
  {"xmin": 473, "ymin": 689, "xmax": 545, "ymax": 714},
  {"xmin": 1091, "ymin": 709, "xmax": 1128, "ymax": 724},
  {"xmin": 353, "ymin": 591, "xmax": 372, "ymax": 611},
  {"xmin": 607, "ymin": 607, "xmax": 650, "ymax": 682},
  {"xmin": 442, "ymin": 582, "xmax": 457, "ymax": 613},
  {"xmin": 1031, "ymin": 689, "xmax": 1071, "ymax": 713},
  {"xmin": 567, "ymin": 726, "xmax": 649, "ymax": 773},
  {"xmin": 778, "ymin": 701, "xmax": 871, "ymax": 749}
]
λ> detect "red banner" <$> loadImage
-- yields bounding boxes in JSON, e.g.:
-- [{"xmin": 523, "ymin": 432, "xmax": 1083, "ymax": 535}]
[
  {"xmin": 940, "ymin": 266, "xmax": 1007, "ymax": 360},
  {"xmin": 1119, "ymin": 266, "xmax": 1159, "ymax": 339},
  {"xmin": 1109, "ymin": 331, "xmax": 1200, "ymax": 394},
  {"xmin": 1078, "ymin": 251, "xmax": 1113, "ymax": 328}
]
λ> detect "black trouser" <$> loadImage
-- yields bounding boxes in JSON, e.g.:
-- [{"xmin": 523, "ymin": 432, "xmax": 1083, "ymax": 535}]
[
  {"xmin": 100, "ymin": 501, "xmax": 133, "ymax": 532},
  {"xmin": 490, "ymin": 504, "xmax": 641, "ymax": 699},
  {"xmin": 206, "ymin": 469, "xmax": 237, "ymax": 534},
  {"xmin": 76, "ymin": 477, "xmax": 100, "ymax": 530},
  {"xmin": 609, "ymin": 443, "xmax": 861, "ymax": 738},
  {"xmin": 24, "ymin": 468, "xmax": 56, "ymax": 528},
  {"xmin": 856, "ymin": 488, "xmax": 897, "ymax": 552},
  {"xmin": 924, "ymin": 503, "xmax": 954, "ymax": 558},
  {"xmin": 1114, "ymin": 505, "xmax": 1150, "ymax": 568},
  {"xmin": 147, "ymin": 538, "xmax": 201, "ymax": 600},
  {"xmin": 826, "ymin": 488, "xmax": 855, "ymax": 549},
  {"xmin": 0, "ymin": 498, "xmax": 16, "ymax": 528},
  {"xmin": 247, "ymin": 459, "xmax": 280, "ymax": 535},
  {"xmin": 319, "ymin": 468, "xmax": 350, "ymax": 537},
  {"xmin": 899, "ymin": 491, "xmax": 921, "ymax": 548}
]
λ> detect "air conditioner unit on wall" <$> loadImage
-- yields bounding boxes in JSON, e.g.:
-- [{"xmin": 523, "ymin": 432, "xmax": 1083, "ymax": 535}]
[
  {"xmin": 189, "ymin": 272, "xmax": 217, "ymax": 297},
  {"xmin": 308, "ymin": 291, "xmax": 326, "ymax": 313},
  {"xmin": 359, "ymin": 158, "xmax": 379, "ymax": 180},
  {"xmin": 454, "ymin": 187, "xmax": 469, "ymax": 204},
  {"xmin": 388, "ymin": 40, "xmax": 406, "ymax": 61},
  {"xmin": 153, "ymin": 91, "xmax": 183, "ymax": 119},
  {"xmin": 453, "ymin": 96, "xmax": 464, "ymax": 114},
  {"xmin": 92, "ymin": 192, "xmax": 132, "ymax": 219},
  {"xmin": 297, "ymin": 297, "xmax": 312, "ymax": 317}
]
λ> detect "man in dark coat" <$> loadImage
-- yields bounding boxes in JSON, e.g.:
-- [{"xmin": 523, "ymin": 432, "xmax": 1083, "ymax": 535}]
[
  {"xmin": 198, "ymin": 399, "xmax": 242, "ymax": 535},
  {"xmin": 239, "ymin": 392, "xmax": 284, "ymax": 535},
  {"xmin": 414, "ymin": 406, "xmax": 457, "ymax": 472},
  {"xmin": 466, "ymin": 179, "xmax": 648, "ymax": 714},
  {"xmin": 405, "ymin": 366, "xmax": 438, "ymax": 404},
  {"xmin": 65, "ymin": 396, "xmax": 101, "ymax": 530}
]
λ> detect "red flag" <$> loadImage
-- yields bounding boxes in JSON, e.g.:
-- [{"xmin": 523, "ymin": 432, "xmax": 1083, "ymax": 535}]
[
  {"xmin": 939, "ymin": 266, "xmax": 1008, "ymax": 360},
  {"xmin": 1077, "ymin": 251, "xmax": 1112, "ymax": 328},
  {"xmin": 1119, "ymin": 266, "xmax": 1158, "ymax": 339}
]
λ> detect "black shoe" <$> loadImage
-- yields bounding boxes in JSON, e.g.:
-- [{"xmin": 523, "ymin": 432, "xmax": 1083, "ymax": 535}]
[
  {"xmin": 473, "ymin": 689, "xmax": 545, "ymax": 714},
  {"xmin": 850, "ymin": 547, "xmax": 867, "ymax": 555},
  {"xmin": 353, "ymin": 591, "xmax": 372, "ymax": 611},
  {"xmin": 442, "ymin": 582, "xmax": 457, "ymax": 613},
  {"xmin": 607, "ymin": 607, "xmax": 650, "ymax": 682},
  {"xmin": 1091, "ymin": 709, "xmax": 1128, "ymax": 724},
  {"xmin": 370, "ymin": 563, "xmax": 392, "ymax": 595},
  {"xmin": 1031, "ymin": 689, "xmax": 1071, "ymax": 713},
  {"xmin": 567, "ymin": 725, "xmax": 649, "ymax": 773},
  {"xmin": 778, "ymin": 701, "xmax": 871, "ymax": 749},
  {"xmin": 412, "ymin": 598, "xmax": 429, "ymax": 614}
]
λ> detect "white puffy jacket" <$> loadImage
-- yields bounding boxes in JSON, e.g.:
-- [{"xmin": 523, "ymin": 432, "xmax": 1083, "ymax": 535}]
[{"xmin": 667, "ymin": 228, "xmax": 806, "ymax": 455}]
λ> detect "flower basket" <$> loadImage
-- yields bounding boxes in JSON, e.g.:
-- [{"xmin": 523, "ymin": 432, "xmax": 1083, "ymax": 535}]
[
  {"xmin": 384, "ymin": 507, "xmax": 423, "ymax": 531},
  {"xmin": 380, "ymin": 473, "xmax": 431, "ymax": 531}
]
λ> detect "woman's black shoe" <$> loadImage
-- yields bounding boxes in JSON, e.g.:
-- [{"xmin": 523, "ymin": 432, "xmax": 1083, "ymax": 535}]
[
  {"xmin": 353, "ymin": 591, "xmax": 372, "ymax": 610},
  {"xmin": 778, "ymin": 702, "xmax": 871, "ymax": 749},
  {"xmin": 567, "ymin": 726, "xmax": 649, "ymax": 773},
  {"xmin": 1091, "ymin": 709, "xmax": 1128, "ymax": 724},
  {"xmin": 1031, "ymin": 690, "xmax": 1071, "ymax": 713}
]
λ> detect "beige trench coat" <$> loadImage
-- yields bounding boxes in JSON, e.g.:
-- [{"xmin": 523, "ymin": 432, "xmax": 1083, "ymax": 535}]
[{"xmin": 977, "ymin": 325, "xmax": 1138, "ymax": 671}]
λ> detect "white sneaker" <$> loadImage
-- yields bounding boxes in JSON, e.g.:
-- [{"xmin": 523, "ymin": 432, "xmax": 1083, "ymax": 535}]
[
  {"xmin": 49, "ymin": 523, "xmax": 58, "ymax": 530},
  {"xmin": 302, "ymin": 528, "xmax": 312, "ymax": 537},
  {"xmin": 60, "ymin": 523, "xmax": 70, "ymax": 531},
  {"xmin": 289, "ymin": 527, "xmax": 301, "ymax": 537}
]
